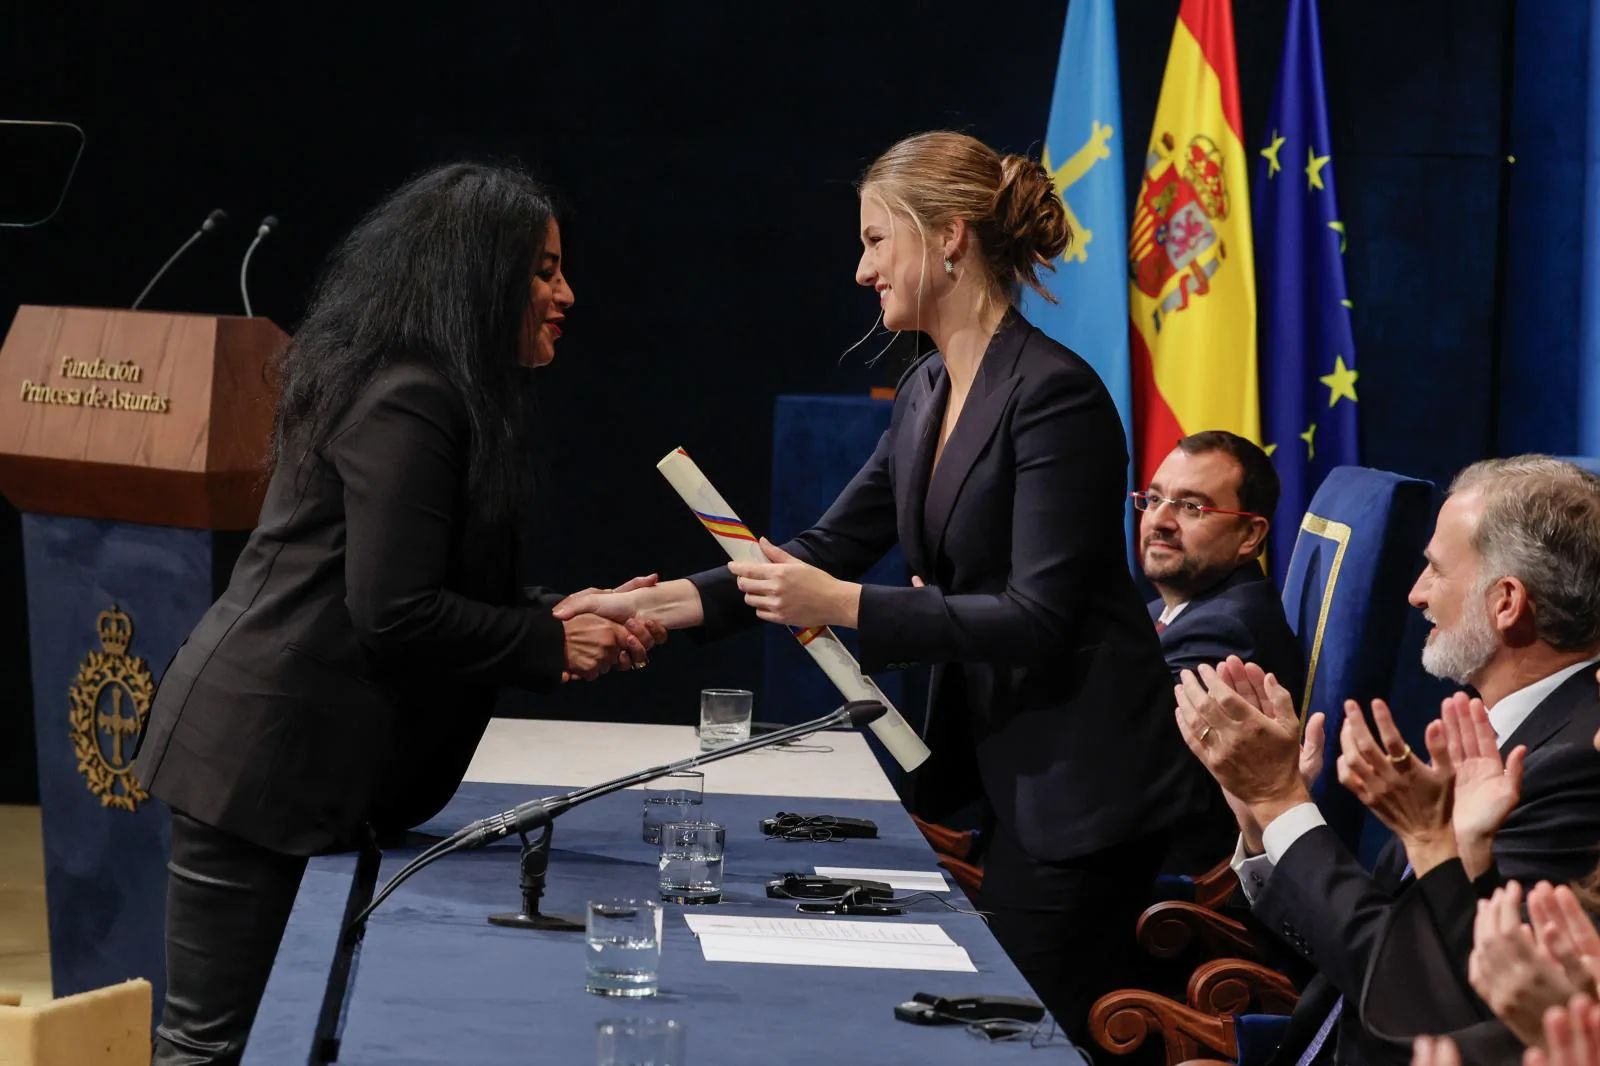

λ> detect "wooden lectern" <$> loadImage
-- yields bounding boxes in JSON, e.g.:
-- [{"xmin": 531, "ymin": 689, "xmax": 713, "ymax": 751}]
[
  {"xmin": 0, "ymin": 305, "xmax": 285, "ymax": 529},
  {"xmin": 0, "ymin": 306, "xmax": 285, "ymax": 1029}
]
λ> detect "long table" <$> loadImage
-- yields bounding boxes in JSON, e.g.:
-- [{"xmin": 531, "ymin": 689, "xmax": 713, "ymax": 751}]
[{"xmin": 245, "ymin": 720, "xmax": 1088, "ymax": 1064}]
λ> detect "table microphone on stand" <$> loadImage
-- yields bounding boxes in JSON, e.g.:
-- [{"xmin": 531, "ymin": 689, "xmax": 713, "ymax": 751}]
[
  {"xmin": 347, "ymin": 699, "xmax": 888, "ymax": 936},
  {"xmin": 311, "ymin": 700, "xmax": 886, "ymax": 1066}
]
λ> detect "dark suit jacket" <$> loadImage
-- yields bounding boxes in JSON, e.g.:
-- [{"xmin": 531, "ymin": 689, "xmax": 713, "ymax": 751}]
[
  {"xmin": 1150, "ymin": 565, "xmax": 1305, "ymax": 701},
  {"xmin": 1253, "ymin": 666, "xmax": 1600, "ymax": 1066},
  {"xmin": 691, "ymin": 310, "xmax": 1201, "ymax": 861},
  {"xmin": 133, "ymin": 364, "xmax": 568, "ymax": 856}
]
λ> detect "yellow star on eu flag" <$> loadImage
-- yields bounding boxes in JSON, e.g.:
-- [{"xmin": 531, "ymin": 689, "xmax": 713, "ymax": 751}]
[
  {"xmin": 1262, "ymin": 131, "xmax": 1286, "ymax": 177},
  {"xmin": 1306, "ymin": 147, "xmax": 1331, "ymax": 191},
  {"xmin": 1320, "ymin": 355, "xmax": 1359, "ymax": 408},
  {"xmin": 1264, "ymin": 442, "xmax": 1279, "ymax": 458},
  {"xmin": 1328, "ymin": 220, "xmax": 1347, "ymax": 253},
  {"xmin": 1300, "ymin": 423, "xmax": 1317, "ymax": 460}
]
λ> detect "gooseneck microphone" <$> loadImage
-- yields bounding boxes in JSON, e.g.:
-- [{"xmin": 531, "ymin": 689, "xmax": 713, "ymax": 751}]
[
  {"xmin": 346, "ymin": 699, "xmax": 888, "ymax": 934},
  {"xmin": 130, "ymin": 208, "xmax": 228, "ymax": 310},
  {"xmin": 309, "ymin": 700, "xmax": 887, "ymax": 1064},
  {"xmin": 239, "ymin": 214, "xmax": 278, "ymax": 318}
]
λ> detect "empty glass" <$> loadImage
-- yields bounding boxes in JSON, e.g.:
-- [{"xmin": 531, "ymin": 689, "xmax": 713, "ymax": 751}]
[
  {"xmin": 641, "ymin": 771, "xmax": 704, "ymax": 845},
  {"xmin": 585, "ymin": 898, "xmax": 663, "ymax": 997},
  {"xmin": 658, "ymin": 821, "xmax": 725, "ymax": 905},
  {"xmin": 698, "ymin": 689, "xmax": 752, "ymax": 752},
  {"xmin": 596, "ymin": 1017, "xmax": 686, "ymax": 1065}
]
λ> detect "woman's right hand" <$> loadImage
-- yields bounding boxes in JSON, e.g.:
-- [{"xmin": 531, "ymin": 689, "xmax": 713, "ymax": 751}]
[
  {"xmin": 562, "ymin": 614, "xmax": 647, "ymax": 682},
  {"xmin": 556, "ymin": 577, "xmax": 706, "ymax": 631}
]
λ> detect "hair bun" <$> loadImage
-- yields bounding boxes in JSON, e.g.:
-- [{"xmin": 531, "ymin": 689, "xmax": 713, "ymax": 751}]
[{"xmin": 993, "ymin": 154, "xmax": 1073, "ymax": 267}]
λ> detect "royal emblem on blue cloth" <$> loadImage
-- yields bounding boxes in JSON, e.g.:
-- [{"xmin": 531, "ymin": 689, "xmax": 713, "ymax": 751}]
[{"xmin": 68, "ymin": 605, "xmax": 153, "ymax": 811}]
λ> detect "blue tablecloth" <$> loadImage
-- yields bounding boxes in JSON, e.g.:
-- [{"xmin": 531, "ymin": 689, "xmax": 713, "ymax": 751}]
[{"xmin": 247, "ymin": 778, "xmax": 1088, "ymax": 1065}]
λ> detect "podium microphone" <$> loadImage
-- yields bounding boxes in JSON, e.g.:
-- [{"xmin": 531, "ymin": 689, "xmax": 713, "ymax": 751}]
[
  {"xmin": 130, "ymin": 208, "xmax": 228, "ymax": 310},
  {"xmin": 240, "ymin": 214, "xmax": 278, "ymax": 318}
]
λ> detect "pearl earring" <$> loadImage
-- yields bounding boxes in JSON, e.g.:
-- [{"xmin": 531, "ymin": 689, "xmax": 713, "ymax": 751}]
[{"xmin": 943, "ymin": 257, "xmax": 955, "ymax": 275}]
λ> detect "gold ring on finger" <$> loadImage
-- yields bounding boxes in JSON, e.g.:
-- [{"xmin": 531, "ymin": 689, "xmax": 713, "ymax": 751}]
[
  {"xmin": 1199, "ymin": 725, "xmax": 1213, "ymax": 743},
  {"xmin": 1386, "ymin": 743, "xmax": 1413, "ymax": 764}
]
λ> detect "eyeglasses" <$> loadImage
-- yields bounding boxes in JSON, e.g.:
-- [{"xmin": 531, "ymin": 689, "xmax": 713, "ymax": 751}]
[{"xmin": 1129, "ymin": 491, "xmax": 1264, "ymax": 521}]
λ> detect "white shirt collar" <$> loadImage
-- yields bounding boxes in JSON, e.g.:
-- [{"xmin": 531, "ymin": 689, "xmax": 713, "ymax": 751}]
[
  {"xmin": 1158, "ymin": 601, "xmax": 1189, "ymax": 626},
  {"xmin": 1486, "ymin": 657, "xmax": 1600, "ymax": 745}
]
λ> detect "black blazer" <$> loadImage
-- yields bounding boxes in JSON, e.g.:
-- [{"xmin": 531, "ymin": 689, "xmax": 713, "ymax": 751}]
[
  {"xmin": 1150, "ymin": 565, "xmax": 1306, "ymax": 703},
  {"xmin": 1252, "ymin": 665, "xmax": 1600, "ymax": 1066},
  {"xmin": 133, "ymin": 364, "xmax": 568, "ymax": 856},
  {"xmin": 692, "ymin": 311, "xmax": 1201, "ymax": 861}
]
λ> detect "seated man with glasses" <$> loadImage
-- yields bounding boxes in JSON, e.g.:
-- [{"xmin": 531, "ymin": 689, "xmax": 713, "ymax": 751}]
[{"xmin": 1135, "ymin": 431, "xmax": 1305, "ymax": 868}]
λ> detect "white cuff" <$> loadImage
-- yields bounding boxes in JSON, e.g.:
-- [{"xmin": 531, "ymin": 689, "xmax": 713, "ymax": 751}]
[
  {"xmin": 1230, "ymin": 834, "xmax": 1274, "ymax": 903},
  {"xmin": 1261, "ymin": 802, "xmax": 1327, "ymax": 865}
]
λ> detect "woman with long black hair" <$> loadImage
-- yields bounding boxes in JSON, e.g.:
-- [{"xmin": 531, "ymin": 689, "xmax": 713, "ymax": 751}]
[{"xmin": 132, "ymin": 162, "xmax": 659, "ymax": 1064}]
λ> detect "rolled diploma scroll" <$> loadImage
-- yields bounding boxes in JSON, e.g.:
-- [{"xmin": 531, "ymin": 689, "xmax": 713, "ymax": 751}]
[{"xmin": 657, "ymin": 447, "xmax": 931, "ymax": 772}]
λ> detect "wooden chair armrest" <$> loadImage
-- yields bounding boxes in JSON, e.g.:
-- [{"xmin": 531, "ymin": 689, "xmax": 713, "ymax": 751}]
[
  {"xmin": 1137, "ymin": 901, "xmax": 1263, "ymax": 963},
  {"xmin": 1090, "ymin": 988, "xmax": 1238, "ymax": 1065},
  {"xmin": 932, "ymin": 854, "xmax": 983, "ymax": 899},
  {"xmin": 1191, "ymin": 857, "xmax": 1240, "ymax": 910},
  {"xmin": 909, "ymin": 814, "xmax": 975, "ymax": 861},
  {"xmin": 1186, "ymin": 957, "xmax": 1300, "ymax": 1016}
]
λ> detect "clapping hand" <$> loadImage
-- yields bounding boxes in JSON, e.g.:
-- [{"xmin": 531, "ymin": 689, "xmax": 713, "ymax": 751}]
[
  {"xmin": 1445, "ymin": 693, "xmax": 1526, "ymax": 880},
  {"xmin": 1194, "ymin": 658, "xmax": 1324, "ymax": 850},
  {"xmin": 1528, "ymin": 883, "xmax": 1600, "ymax": 998},
  {"xmin": 1174, "ymin": 656, "xmax": 1311, "ymax": 841},
  {"xmin": 1470, "ymin": 882, "xmax": 1584, "ymax": 1048},
  {"xmin": 1413, "ymin": 1035, "xmax": 1462, "ymax": 1066},
  {"xmin": 1524, "ymin": 995, "xmax": 1600, "ymax": 1066},
  {"xmin": 1336, "ymin": 697, "xmax": 1455, "ymax": 875}
]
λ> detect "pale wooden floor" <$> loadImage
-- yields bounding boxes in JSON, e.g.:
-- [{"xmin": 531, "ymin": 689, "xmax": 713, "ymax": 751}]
[{"xmin": 0, "ymin": 805, "xmax": 52, "ymax": 1006}]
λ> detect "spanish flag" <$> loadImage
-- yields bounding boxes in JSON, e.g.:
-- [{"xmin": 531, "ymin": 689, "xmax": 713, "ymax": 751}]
[{"xmin": 1129, "ymin": 0, "xmax": 1259, "ymax": 487}]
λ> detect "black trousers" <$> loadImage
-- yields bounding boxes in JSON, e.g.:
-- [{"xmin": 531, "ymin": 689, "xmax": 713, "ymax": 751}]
[
  {"xmin": 153, "ymin": 810, "xmax": 308, "ymax": 1066},
  {"xmin": 978, "ymin": 819, "xmax": 1171, "ymax": 1043}
]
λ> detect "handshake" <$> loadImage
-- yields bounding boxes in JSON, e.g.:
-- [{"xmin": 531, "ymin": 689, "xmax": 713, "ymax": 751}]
[{"xmin": 552, "ymin": 574, "xmax": 667, "ymax": 683}]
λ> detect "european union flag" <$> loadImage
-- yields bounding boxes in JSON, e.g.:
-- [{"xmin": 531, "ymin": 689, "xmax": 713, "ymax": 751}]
[
  {"xmin": 1020, "ymin": 0, "xmax": 1131, "ymax": 456},
  {"xmin": 1254, "ymin": 0, "xmax": 1360, "ymax": 586}
]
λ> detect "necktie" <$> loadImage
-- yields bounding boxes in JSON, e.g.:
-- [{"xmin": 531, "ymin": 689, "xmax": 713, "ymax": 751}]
[
  {"xmin": 1294, "ymin": 862, "xmax": 1412, "ymax": 1066},
  {"xmin": 1154, "ymin": 619, "xmax": 1167, "ymax": 634}
]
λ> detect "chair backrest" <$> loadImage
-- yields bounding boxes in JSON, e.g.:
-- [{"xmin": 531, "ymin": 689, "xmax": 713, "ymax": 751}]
[{"xmin": 1281, "ymin": 466, "xmax": 1437, "ymax": 864}]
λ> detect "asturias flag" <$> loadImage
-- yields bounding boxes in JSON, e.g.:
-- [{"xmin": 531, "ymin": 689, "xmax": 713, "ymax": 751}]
[
  {"xmin": 1020, "ymin": 0, "xmax": 1131, "ymax": 451},
  {"xmin": 1255, "ymin": 0, "xmax": 1360, "ymax": 584},
  {"xmin": 1129, "ymin": 0, "xmax": 1259, "ymax": 487}
]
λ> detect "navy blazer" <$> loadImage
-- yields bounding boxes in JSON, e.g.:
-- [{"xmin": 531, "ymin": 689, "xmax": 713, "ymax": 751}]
[
  {"xmin": 1254, "ymin": 665, "xmax": 1600, "ymax": 1066},
  {"xmin": 134, "ymin": 365, "xmax": 569, "ymax": 856},
  {"xmin": 692, "ymin": 311, "xmax": 1202, "ymax": 861},
  {"xmin": 1149, "ymin": 565, "xmax": 1306, "ymax": 706}
]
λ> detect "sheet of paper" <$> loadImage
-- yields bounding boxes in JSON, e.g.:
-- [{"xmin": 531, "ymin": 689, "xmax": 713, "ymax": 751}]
[
  {"xmin": 681, "ymin": 914, "xmax": 977, "ymax": 972},
  {"xmin": 813, "ymin": 867, "xmax": 950, "ymax": 893},
  {"xmin": 695, "ymin": 933, "xmax": 976, "ymax": 972}
]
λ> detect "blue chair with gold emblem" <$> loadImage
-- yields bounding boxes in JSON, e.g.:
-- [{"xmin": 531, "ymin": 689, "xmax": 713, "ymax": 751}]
[{"xmin": 1279, "ymin": 465, "xmax": 1439, "ymax": 864}]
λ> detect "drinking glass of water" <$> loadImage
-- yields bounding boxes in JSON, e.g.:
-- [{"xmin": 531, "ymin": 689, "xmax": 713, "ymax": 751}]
[
  {"xmin": 698, "ymin": 689, "xmax": 752, "ymax": 752},
  {"xmin": 585, "ymin": 898, "xmax": 663, "ymax": 997},
  {"xmin": 658, "ymin": 820, "xmax": 725, "ymax": 904},
  {"xmin": 641, "ymin": 771, "xmax": 704, "ymax": 845},
  {"xmin": 596, "ymin": 1017, "xmax": 686, "ymax": 1065}
]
